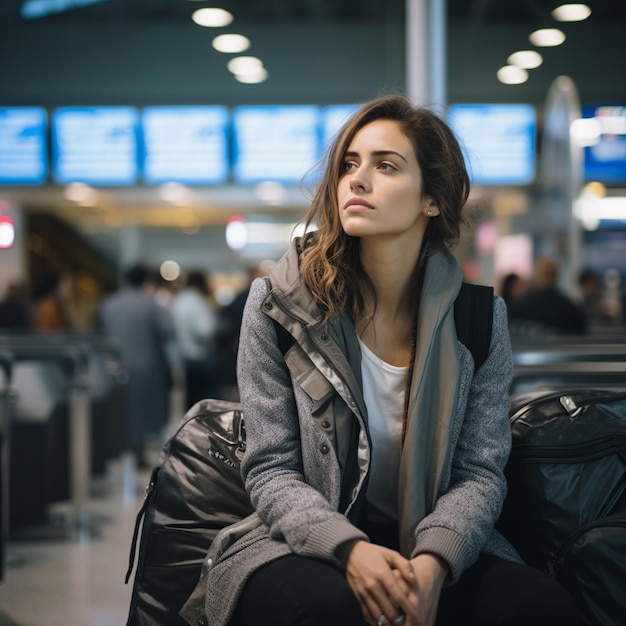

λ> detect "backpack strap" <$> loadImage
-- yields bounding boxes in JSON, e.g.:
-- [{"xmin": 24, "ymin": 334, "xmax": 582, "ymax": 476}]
[
  {"xmin": 272, "ymin": 318, "xmax": 294, "ymax": 357},
  {"xmin": 453, "ymin": 282, "xmax": 494, "ymax": 370}
]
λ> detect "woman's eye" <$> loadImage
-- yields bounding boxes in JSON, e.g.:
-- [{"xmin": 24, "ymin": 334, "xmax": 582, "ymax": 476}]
[
  {"xmin": 379, "ymin": 162, "xmax": 396, "ymax": 171},
  {"xmin": 343, "ymin": 161, "xmax": 357, "ymax": 171}
]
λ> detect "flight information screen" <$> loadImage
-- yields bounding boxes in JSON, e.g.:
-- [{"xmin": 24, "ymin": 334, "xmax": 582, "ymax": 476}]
[
  {"xmin": 583, "ymin": 105, "xmax": 626, "ymax": 185},
  {"xmin": 0, "ymin": 107, "xmax": 48, "ymax": 185},
  {"xmin": 232, "ymin": 105, "xmax": 320, "ymax": 183},
  {"xmin": 448, "ymin": 103, "xmax": 536, "ymax": 186},
  {"xmin": 52, "ymin": 106, "xmax": 139, "ymax": 185},
  {"xmin": 141, "ymin": 106, "xmax": 229, "ymax": 184},
  {"xmin": 320, "ymin": 104, "xmax": 359, "ymax": 154}
]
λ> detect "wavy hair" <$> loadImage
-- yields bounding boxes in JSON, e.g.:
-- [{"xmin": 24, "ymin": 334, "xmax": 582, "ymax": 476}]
[{"xmin": 300, "ymin": 94, "xmax": 470, "ymax": 322}]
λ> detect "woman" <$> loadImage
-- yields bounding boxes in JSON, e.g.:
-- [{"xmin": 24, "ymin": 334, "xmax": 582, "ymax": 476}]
[
  {"xmin": 203, "ymin": 95, "xmax": 579, "ymax": 626},
  {"xmin": 32, "ymin": 270, "xmax": 75, "ymax": 333}
]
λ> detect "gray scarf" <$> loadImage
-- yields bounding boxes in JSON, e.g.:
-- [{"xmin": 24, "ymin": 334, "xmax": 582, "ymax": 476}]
[{"xmin": 398, "ymin": 250, "xmax": 463, "ymax": 556}]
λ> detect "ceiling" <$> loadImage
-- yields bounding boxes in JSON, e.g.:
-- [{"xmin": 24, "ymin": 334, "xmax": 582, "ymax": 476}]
[
  {"xmin": 1, "ymin": 0, "xmax": 624, "ymax": 25},
  {"xmin": 1, "ymin": 0, "xmax": 625, "ymax": 232}
]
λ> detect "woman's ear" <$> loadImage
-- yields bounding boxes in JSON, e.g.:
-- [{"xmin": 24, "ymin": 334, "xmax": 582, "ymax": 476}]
[{"xmin": 423, "ymin": 197, "xmax": 440, "ymax": 217}]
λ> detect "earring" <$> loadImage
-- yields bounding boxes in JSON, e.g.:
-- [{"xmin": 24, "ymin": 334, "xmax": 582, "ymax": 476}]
[{"xmin": 427, "ymin": 210, "xmax": 433, "ymax": 217}]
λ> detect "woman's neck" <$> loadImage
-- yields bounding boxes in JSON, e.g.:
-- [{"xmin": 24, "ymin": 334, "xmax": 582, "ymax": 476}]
[
  {"xmin": 359, "ymin": 238, "xmax": 421, "ymax": 322},
  {"xmin": 357, "ymin": 239, "xmax": 422, "ymax": 366}
]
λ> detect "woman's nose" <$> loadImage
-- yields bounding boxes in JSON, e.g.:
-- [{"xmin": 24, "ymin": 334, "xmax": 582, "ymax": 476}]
[{"xmin": 349, "ymin": 168, "xmax": 370, "ymax": 192}]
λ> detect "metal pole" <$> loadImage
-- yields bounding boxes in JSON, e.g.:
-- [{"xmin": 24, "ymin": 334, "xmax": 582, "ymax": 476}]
[{"xmin": 406, "ymin": 0, "xmax": 447, "ymax": 108}]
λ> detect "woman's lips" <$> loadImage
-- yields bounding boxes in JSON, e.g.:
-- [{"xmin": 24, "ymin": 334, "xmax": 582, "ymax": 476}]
[{"xmin": 344, "ymin": 198, "xmax": 374, "ymax": 211}]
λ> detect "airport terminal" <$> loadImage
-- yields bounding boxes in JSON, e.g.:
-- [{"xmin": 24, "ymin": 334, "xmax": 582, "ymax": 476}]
[{"xmin": 0, "ymin": 1, "xmax": 625, "ymax": 624}]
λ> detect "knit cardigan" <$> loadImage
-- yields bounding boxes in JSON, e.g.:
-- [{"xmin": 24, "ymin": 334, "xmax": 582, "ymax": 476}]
[{"xmin": 189, "ymin": 242, "xmax": 522, "ymax": 626}]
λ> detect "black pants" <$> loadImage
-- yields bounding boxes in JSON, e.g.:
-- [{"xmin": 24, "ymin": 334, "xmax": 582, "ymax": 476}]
[{"xmin": 230, "ymin": 552, "xmax": 581, "ymax": 626}]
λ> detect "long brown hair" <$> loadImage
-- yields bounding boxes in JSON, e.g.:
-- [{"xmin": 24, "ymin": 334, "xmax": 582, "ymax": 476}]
[{"xmin": 300, "ymin": 94, "xmax": 470, "ymax": 322}]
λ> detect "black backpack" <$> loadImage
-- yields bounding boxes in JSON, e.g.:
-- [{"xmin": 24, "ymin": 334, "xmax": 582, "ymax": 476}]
[
  {"xmin": 124, "ymin": 283, "xmax": 493, "ymax": 626},
  {"xmin": 497, "ymin": 389, "xmax": 626, "ymax": 626},
  {"xmin": 125, "ymin": 399, "xmax": 251, "ymax": 626}
]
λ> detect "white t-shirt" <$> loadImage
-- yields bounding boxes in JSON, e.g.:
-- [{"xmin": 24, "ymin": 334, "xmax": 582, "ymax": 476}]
[{"xmin": 358, "ymin": 337, "xmax": 407, "ymax": 524}]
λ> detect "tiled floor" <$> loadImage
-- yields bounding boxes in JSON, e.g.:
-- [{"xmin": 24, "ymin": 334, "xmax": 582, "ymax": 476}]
[{"xmin": 0, "ymin": 454, "xmax": 152, "ymax": 626}]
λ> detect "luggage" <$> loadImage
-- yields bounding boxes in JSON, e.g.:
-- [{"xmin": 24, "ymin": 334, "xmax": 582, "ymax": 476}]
[
  {"xmin": 549, "ymin": 511, "xmax": 626, "ymax": 626},
  {"xmin": 124, "ymin": 399, "xmax": 253, "ymax": 626},
  {"xmin": 497, "ymin": 389, "xmax": 626, "ymax": 626}
]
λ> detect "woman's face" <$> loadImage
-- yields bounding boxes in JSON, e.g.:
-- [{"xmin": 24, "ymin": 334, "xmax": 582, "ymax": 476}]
[{"xmin": 336, "ymin": 119, "xmax": 438, "ymax": 242}]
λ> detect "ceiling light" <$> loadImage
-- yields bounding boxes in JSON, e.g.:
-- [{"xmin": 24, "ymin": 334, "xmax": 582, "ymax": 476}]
[
  {"xmin": 234, "ymin": 68, "xmax": 268, "ymax": 84},
  {"xmin": 507, "ymin": 50, "xmax": 543, "ymax": 69},
  {"xmin": 227, "ymin": 56, "xmax": 263, "ymax": 75},
  {"xmin": 158, "ymin": 182, "xmax": 192, "ymax": 203},
  {"xmin": 551, "ymin": 4, "xmax": 591, "ymax": 22},
  {"xmin": 255, "ymin": 181, "xmax": 286, "ymax": 205},
  {"xmin": 225, "ymin": 215, "xmax": 247, "ymax": 250},
  {"xmin": 160, "ymin": 260, "xmax": 181, "ymax": 282},
  {"xmin": 582, "ymin": 182, "xmax": 607, "ymax": 198},
  {"xmin": 529, "ymin": 28, "xmax": 566, "ymax": 47},
  {"xmin": 496, "ymin": 65, "xmax": 529, "ymax": 85},
  {"xmin": 64, "ymin": 182, "xmax": 99, "ymax": 203},
  {"xmin": 0, "ymin": 216, "xmax": 15, "ymax": 249},
  {"xmin": 212, "ymin": 34, "xmax": 250, "ymax": 53},
  {"xmin": 191, "ymin": 8, "xmax": 233, "ymax": 28}
]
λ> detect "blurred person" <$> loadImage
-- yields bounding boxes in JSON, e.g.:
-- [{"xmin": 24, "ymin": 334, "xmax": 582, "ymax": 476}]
[
  {"xmin": 171, "ymin": 269, "xmax": 218, "ymax": 410},
  {"xmin": 31, "ymin": 270, "xmax": 75, "ymax": 333},
  {"xmin": 578, "ymin": 268, "xmax": 605, "ymax": 327},
  {"xmin": 498, "ymin": 273, "xmax": 527, "ymax": 311},
  {"xmin": 203, "ymin": 95, "xmax": 579, "ymax": 626},
  {"xmin": 0, "ymin": 279, "xmax": 32, "ymax": 332},
  {"xmin": 96, "ymin": 263, "xmax": 174, "ymax": 468},
  {"xmin": 213, "ymin": 263, "xmax": 271, "ymax": 399},
  {"xmin": 146, "ymin": 268, "xmax": 184, "ymax": 397},
  {"xmin": 600, "ymin": 268, "xmax": 624, "ymax": 325},
  {"xmin": 508, "ymin": 257, "xmax": 587, "ymax": 336}
]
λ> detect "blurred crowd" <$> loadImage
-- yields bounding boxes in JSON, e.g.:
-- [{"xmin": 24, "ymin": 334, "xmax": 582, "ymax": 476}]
[
  {"xmin": 0, "ymin": 262, "xmax": 269, "ymax": 467},
  {"xmin": 1, "ymin": 256, "xmax": 624, "ymax": 467},
  {"xmin": 497, "ymin": 258, "xmax": 626, "ymax": 339}
]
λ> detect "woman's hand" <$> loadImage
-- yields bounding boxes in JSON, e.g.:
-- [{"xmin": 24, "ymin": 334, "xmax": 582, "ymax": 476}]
[
  {"xmin": 394, "ymin": 553, "xmax": 448, "ymax": 626},
  {"xmin": 338, "ymin": 540, "xmax": 420, "ymax": 626}
]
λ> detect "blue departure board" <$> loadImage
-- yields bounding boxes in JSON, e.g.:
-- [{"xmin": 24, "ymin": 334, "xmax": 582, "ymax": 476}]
[
  {"xmin": 583, "ymin": 105, "xmax": 626, "ymax": 185},
  {"xmin": 52, "ymin": 106, "xmax": 139, "ymax": 185},
  {"xmin": 141, "ymin": 106, "xmax": 229, "ymax": 184},
  {"xmin": 320, "ymin": 104, "xmax": 359, "ymax": 154},
  {"xmin": 447, "ymin": 104, "xmax": 536, "ymax": 186},
  {"xmin": 232, "ymin": 105, "xmax": 320, "ymax": 183},
  {"xmin": 0, "ymin": 107, "xmax": 48, "ymax": 185}
]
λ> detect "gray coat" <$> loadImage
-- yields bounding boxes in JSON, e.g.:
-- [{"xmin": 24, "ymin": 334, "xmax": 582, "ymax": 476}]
[
  {"xmin": 187, "ymin": 241, "xmax": 522, "ymax": 626},
  {"xmin": 97, "ymin": 286, "xmax": 173, "ymax": 445}
]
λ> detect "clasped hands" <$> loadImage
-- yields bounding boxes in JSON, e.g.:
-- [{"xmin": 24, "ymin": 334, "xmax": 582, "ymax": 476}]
[{"xmin": 339, "ymin": 540, "xmax": 448, "ymax": 626}]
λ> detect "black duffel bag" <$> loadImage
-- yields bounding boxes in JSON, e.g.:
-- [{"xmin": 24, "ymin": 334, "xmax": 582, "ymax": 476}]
[{"xmin": 497, "ymin": 389, "xmax": 626, "ymax": 626}]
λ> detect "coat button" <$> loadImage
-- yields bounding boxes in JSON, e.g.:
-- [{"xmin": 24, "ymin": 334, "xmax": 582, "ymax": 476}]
[
  {"xmin": 264, "ymin": 301, "xmax": 273, "ymax": 311},
  {"xmin": 320, "ymin": 444, "xmax": 330, "ymax": 454},
  {"xmin": 321, "ymin": 332, "xmax": 328, "ymax": 341}
]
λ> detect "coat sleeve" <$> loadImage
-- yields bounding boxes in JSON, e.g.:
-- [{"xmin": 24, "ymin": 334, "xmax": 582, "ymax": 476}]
[
  {"xmin": 411, "ymin": 296, "xmax": 514, "ymax": 582},
  {"xmin": 236, "ymin": 279, "xmax": 368, "ymax": 561}
]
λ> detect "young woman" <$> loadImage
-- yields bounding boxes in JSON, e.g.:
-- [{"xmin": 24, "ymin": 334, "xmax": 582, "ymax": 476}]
[{"xmin": 203, "ymin": 95, "xmax": 580, "ymax": 626}]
